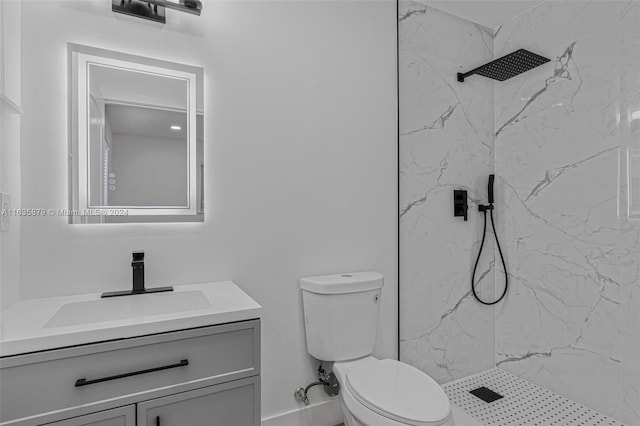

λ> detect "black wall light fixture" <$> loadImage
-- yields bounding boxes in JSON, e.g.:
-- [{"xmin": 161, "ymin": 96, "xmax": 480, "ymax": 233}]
[{"xmin": 112, "ymin": 0, "xmax": 202, "ymax": 24}]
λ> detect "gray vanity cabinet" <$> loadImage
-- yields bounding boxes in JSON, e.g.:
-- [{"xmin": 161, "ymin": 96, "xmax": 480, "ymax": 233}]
[
  {"xmin": 0, "ymin": 320, "xmax": 260, "ymax": 426},
  {"xmin": 137, "ymin": 377, "xmax": 259, "ymax": 426},
  {"xmin": 44, "ymin": 406, "xmax": 135, "ymax": 426}
]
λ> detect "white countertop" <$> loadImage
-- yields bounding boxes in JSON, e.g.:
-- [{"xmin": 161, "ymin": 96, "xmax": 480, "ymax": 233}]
[{"xmin": 0, "ymin": 281, "xmax": 261, "ymax": 357}]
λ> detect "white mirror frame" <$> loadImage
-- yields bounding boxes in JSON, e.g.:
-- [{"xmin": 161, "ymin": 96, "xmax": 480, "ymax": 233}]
[{"xmin": 69, "ymin": 44, "xmax": 202, "ymax": 223}]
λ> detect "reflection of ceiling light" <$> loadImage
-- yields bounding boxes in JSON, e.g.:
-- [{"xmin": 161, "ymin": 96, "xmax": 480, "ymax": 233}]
[
  {"xmin": 632, "ymin": 111, "xmax": 640, "ymax": 121},
  {"xmin": 170, "ymin": 125, "xmax": 182, "ymax": 131}
]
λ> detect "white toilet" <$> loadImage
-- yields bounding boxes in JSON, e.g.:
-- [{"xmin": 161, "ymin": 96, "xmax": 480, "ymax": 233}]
[{"xmin": 300, "ymin": 272, "xmax": 455, "ymax": 426}]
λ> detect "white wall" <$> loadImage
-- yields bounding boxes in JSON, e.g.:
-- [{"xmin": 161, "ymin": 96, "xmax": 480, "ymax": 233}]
[{"xmin": 18, "ymin": 0, "xmax": 397, "ymax": 420}]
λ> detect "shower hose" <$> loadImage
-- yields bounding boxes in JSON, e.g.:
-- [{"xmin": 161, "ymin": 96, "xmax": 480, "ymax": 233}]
[{"xmin": 471, "ymin": 205, "xmax": 509, "ymax": 305}]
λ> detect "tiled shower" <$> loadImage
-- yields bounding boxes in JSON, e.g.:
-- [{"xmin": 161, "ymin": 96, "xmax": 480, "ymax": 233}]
[{"xmin": 399, "ymin": 1, "xmax": 640, "ymax": 425}]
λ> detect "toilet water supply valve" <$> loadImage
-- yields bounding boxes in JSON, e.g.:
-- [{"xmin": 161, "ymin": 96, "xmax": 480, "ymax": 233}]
[{"xmin": 294, "ymin": 363, "xmax": 340, "ymax": 406}]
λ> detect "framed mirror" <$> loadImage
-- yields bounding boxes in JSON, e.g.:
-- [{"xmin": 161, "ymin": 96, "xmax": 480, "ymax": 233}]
[{"xmin": 68, "ymin": 44, "xmax": 204, "ymax": 223}]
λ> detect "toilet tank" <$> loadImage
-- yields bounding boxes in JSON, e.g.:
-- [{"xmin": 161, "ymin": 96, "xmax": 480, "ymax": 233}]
[{"xmin": 300, "ymin": 272, "xmax": 383, "ymax": 362}]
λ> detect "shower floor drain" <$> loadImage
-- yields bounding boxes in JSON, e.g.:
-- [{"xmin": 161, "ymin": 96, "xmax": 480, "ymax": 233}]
[{"xmin": 442, "ymin": 368, "xmax": 624, "ymax": 426}]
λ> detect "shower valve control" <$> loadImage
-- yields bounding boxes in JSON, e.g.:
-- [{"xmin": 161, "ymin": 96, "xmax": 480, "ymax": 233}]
[{"xmin": 453, "ymin": 190, "xmax": 468, "ymax": 221}]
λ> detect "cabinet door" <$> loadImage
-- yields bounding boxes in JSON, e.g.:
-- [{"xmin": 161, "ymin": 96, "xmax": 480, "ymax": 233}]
[
  {"xmin": 43, "ymin": 405, "xmax": 135, "ymax": 426},
  {"xmin": 137, "ymin": 377, "xmax": 260, "ymax": 426}
]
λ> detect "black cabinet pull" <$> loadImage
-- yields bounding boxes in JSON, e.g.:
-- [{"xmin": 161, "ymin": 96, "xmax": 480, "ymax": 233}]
[
  {"xmin": 75, "ymin": 359, "xmax": 189, "ymax": 387},
  {"xmin": 156, "ymin": 416, "xmax": 160, "ymax": 426}
]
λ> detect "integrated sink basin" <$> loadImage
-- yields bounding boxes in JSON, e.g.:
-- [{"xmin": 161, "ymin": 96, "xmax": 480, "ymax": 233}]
[
  {"xmin": 1, "ymin": 281, "xmax": 261, "ymax": 356},
  {"xmin": 44, "ymin": 290, "xmax": 211, "ymax": 328}
]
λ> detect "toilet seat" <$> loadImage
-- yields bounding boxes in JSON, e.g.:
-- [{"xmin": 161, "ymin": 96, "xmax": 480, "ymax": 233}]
[{"xmin": 344, "ymin": 359, "xmax": 451, "ymax": 426}]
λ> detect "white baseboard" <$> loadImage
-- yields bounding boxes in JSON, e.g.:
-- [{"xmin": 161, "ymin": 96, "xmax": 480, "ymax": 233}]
[{"xmin": 262, "ymin": 399, "xmax": 344, "ymax": 426}]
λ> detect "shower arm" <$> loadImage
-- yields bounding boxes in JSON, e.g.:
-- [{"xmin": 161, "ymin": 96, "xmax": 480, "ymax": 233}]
[
  {"xmin": 457, "ymin": 64, "xmax": 488, "ymax": 82},
  {"xmin": 457, "ymin": 57, "xmax": 507, "ymax": 82}
]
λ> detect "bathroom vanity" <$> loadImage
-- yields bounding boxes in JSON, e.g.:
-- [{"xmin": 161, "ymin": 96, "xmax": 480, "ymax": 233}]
[{"xmin": 0, "ymin": 282, "xmax": 261, "ymax": 426}]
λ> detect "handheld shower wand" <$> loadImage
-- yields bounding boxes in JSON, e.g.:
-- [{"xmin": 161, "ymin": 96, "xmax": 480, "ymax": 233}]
[
  {"xmin": 471, "ymin": 175, "xmax": 509, "ymax": 305},
  {"xmin": 488, "ymin": 174, "xmax": 495, "ymax": 204}
]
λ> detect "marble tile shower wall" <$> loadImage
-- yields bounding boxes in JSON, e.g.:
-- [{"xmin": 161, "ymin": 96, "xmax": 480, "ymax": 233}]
[
  {"xmin": 494, "ymin": 2, "xmax": 640, "ymax": 424},
  {"xmin": 399, "ymin": 2, "xmax": 497, "ymax": 383},
  {"xmin": 400, "ymin": 1, "xmax": 640, "ymax": 424},
  {"xmin": 620, "ymin": 3, "xmax": 640, "ymax": 424}
]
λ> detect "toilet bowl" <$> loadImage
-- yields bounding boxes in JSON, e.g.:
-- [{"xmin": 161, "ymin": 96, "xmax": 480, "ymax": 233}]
[
  {"xmin": 333, "ymin": 357, "xmax": 454, "ymax": 426},
  {"xmin": 300, "ymin": 272, "xmax": 455, "ymax": 426}
]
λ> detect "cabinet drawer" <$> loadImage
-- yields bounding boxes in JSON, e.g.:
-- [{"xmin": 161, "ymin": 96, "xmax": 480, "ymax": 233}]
[
  {"xmin": 43, "ymin": 406, "xmax": 135, "ymax": 426},
  {"xmin": 1, "ymin": 320, "xmax": 259, "ymax": 424},
  {"xmin": 137, "ymin": 376, "xmax": 260, "ymax": 426}
]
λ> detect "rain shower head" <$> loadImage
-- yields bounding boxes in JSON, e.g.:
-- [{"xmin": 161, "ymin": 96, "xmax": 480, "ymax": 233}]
[{"xmin": 457, "ymin": 49, "xmax": 550, "ymax": 83}]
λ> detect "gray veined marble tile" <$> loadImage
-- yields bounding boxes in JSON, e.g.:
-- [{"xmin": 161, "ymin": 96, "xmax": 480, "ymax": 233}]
[
  {"xmin": 400, "ymin": 0, "xmax": 640, "ymax": 424},
  {"xmin": 399, "ymin": 0, "xmax": 496, "ymax": 384},
  {"xmin": 494, "ymin": 1, "xmax": 640, "ymax": 423}
]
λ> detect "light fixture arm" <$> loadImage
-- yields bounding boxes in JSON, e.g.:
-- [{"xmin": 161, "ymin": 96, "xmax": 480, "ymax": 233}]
[
  {"xmin": 112, "ymin": 0, "xmax": 201, "ymax": 23},
  {"xmin": 144, "ymin": 0, "xmax": 202, "ymax": 16}
]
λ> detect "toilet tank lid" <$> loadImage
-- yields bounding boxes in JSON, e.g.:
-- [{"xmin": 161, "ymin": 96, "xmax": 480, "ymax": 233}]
[{"xmin": 300, "ymin": 272, "xmax": 383, "ymax": 294}]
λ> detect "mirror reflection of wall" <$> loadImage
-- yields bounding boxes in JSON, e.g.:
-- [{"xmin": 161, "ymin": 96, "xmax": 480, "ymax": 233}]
[
  {"xmin": 69, "ymin": 44, "xmax": 204, "ymax": 223},
  {"xmin": 104, "ymin": 104, "xmax": 188, "ymax": 208}
]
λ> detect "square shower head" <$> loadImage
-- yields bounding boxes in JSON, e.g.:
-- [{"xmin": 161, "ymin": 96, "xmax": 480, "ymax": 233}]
[{"xmin": 457, "ymin": 49, "xmax": 551, "ymax": 82}]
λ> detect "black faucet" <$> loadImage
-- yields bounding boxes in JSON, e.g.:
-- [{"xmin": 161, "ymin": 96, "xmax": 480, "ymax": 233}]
[
  {"xmin": 132, "ymin": 251, "xmax": 146, "ymax": 293},
  {"xmin": 102, "ymin": 251, "xmax": 173, "ymax": 298}
]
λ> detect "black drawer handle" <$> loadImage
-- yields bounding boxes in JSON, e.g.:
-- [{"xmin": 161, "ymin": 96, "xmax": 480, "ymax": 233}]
[{"xmin": 75, "ymin": 359, "xmax": 189, "ymax": 387}]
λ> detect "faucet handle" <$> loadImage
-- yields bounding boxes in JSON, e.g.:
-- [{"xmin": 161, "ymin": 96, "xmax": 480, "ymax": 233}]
[{"xmin": 132, "ymin": 251, "xmax": 145, "ymax": 261}]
